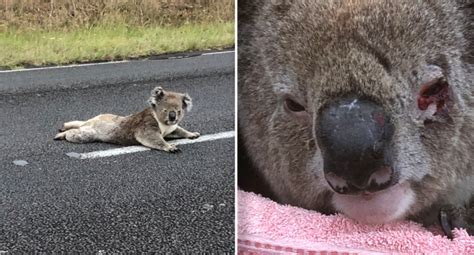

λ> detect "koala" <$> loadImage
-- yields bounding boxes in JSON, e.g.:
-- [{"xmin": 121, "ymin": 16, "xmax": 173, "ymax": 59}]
[
  {"xmin": 54, "ymin": 86, "xmax": 200, "ymax": 153},
  {"xmin": 238, "ymin": 0, "xmax": 473, "ymax": 236}
]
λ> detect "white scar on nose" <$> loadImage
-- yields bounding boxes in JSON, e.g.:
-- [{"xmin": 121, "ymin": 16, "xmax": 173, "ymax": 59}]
[{"xmin": 340, "ymin": 99, "xmax": 359, "ymax": 110}]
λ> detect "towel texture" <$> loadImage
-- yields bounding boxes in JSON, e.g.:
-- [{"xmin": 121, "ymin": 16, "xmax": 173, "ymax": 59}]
[{"xmin": 238, "ymin": 190, "xmax": 474, "ymax": 254}]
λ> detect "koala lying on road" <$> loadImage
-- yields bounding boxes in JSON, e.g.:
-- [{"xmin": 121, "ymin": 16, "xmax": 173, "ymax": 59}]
[
  {"xmin": 238, "ymin": 0, "xmax": 473, "ymax": 237},
  {"xmin": 54, "ymin": 86, "xmax": 200, "ymax": 152}
]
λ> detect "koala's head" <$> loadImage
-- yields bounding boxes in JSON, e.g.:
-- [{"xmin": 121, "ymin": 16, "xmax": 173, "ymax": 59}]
[
  {"xmin": 148, "ymin": 86, "xmax": 192, "ymax": 125},
  {"xmin": 252, "ymin": 1, "xmax": 472, "ymax": 224}
]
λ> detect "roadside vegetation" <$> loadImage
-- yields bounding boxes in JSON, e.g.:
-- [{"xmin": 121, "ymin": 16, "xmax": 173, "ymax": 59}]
[{"xmin": 0, "ymin": 0, "xmax": 234, "ymax": 69}]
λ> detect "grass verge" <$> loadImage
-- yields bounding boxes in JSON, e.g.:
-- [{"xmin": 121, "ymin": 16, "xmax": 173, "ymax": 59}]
[{"xmin": 0, "ymin": 22, "xmax": 234, "ymax": 69}]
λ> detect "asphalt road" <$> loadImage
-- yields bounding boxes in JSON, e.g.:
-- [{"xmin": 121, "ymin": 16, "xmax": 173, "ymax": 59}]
[{"xmin": 0, "ymin": 51, "xmax": 235, "ymax": 253}]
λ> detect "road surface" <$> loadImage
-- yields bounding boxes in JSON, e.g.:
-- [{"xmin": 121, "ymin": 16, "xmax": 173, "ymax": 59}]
[{"xmin": 0, "ymin": 51, "xmax": 235, "ymax": 253}]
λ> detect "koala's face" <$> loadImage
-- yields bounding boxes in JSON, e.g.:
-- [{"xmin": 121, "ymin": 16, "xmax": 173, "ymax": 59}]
[
  {"xmin": 148, "ymin": 87, "xmax": 192, "ymax": 125},
  {"xmin": 253, "ymin": 1, "xmax": 471, "ymax": 224}
]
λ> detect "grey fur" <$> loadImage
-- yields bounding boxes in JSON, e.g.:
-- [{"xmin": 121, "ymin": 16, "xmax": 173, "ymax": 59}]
[{"xmin": 239, "ymin": 0, "xmax": 473, "ymax": 232}]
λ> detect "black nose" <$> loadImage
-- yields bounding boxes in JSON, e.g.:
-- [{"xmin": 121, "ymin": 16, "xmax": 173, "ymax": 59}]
[
  {"xmin": 316, "ymin": 96, "xmax": 395, "ymax": 194},
  {"xmin": 169, "ymin": 111, "xmax": 176, "ymax": 121}
]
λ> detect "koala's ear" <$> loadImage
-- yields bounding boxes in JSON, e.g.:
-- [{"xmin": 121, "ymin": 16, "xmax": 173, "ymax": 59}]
[
  {"xmin": 151, "ymin": 86, "xmax": 165, "ymax": 100},
  {"xmin": 182, "ymin": 93, "xmax": 193, "ymax": 112},
  {"xmin": 149, "ymin": 86, "xmax": 165, "ymax": 107}
]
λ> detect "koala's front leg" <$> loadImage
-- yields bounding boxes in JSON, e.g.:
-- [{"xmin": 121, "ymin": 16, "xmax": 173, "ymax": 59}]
[
  {"xmin": 135, "ymin": 129, "xmax": 180, "ymax": 153},
  {"xmin": 172, "ymin": 126, "xmax": 200, "ymax": 139},
  {"xmin": 439, "ymin": 197, "xmax": 474, "ymax": 239}
]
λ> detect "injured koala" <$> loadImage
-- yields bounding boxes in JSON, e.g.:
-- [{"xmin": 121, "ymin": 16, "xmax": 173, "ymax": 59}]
[
  {"xmin": 54, "ymin": 86, "xmax": 200, "ymax": 153},
  {"xmin": 238, "ymin": 0, "xmax": 473, "ymax": 237}
]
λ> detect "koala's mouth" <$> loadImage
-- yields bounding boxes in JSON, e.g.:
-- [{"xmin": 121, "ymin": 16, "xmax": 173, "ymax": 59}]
[
  {"xmin": 165, "ymin": 120, "xmax": 178, "ymax": 125},
  {"xmin": 331, "ymin": 182, "xmax": 415, "ymax": 224}
]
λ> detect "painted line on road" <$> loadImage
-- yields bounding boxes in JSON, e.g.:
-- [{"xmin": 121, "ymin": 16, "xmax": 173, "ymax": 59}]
[
  {"xmin": 0, "ymin": 60, "xmax": 130, "ymax": 73},
  {"xmin": 201, "ymin": 50, "xmax": 235, "ymax": 56},
  {"xmin": 66, "ymin": 130, "xmax": 235, "ymax": 159},
  {"xmin": 0, "ymin": 50, "xmax": 235, "ymax": 73}
]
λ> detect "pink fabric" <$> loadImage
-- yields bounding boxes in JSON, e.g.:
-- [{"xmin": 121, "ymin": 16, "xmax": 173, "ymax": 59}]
[{"xmin": 238, "ymin": 190, "xmax": 474, "ymax": 254}]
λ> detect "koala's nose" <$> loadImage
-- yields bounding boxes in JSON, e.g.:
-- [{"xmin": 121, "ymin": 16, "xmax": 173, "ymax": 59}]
[
  {"xmin": 169, "ymin": 111, "xmax": 176, "ymax": 121},
  {"xmin": 316, "ymin": 96, "xmax": 395, "ymax": 194}
]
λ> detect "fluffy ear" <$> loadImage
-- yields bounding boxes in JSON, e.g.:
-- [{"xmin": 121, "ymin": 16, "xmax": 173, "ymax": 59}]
[
  {"xmin": 182, "ymin": 93, "xmax": 193, "ymax": 112},
  {"xmin": 149, "ymin": 86, "xmax": 165, "ymax": 106},
  {"xmin": 151, "ymin": 86, "xmax": 165, "ymax": 99}
]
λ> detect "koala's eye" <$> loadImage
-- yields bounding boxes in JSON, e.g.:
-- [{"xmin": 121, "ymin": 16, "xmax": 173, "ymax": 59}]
[
  {"xmin": 284, "ymin": 97, "xmax": 305, "ymax": 112},
  {"xmin": 178, "ymin": 110, "xmax": 182, "ymax": 115},
  {"xmin": 282, "ymin": 95, "xmax": 310, "ymax": 123},
  {"xmin": 163, "ymin": 109, "xmax": 167, "ymax": 113}
]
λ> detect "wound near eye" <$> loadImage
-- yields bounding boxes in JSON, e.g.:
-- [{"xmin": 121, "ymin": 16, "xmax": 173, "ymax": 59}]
[{"xmin": 418, "ymin": 77, "xmax": 450, "ymax": 112}]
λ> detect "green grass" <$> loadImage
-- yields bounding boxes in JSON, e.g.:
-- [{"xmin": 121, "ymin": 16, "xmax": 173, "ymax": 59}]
[{"xmin": 0, "ymin": 22, "xmax": 234, "ymax": 69}]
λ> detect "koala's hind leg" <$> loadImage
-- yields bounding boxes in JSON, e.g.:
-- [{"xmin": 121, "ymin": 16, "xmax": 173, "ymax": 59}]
[
  {"xmin": 135, "ymin": 129, "xmax": 180, "ymax": 153},
  {"xmin": 54, "ymin": 126, "xmax": 96, "ymax": 143},
  {"xmin": 171, "ymin": 126, "xmax": 200, "ymax": 139},
  {"xmin": 60, "ymin": 120, "xmax": 86, "ymax": 131}
]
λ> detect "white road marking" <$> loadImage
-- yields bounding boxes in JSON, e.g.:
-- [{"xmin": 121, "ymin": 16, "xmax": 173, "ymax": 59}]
[
  {"xmin": 0, "ymin": 50, "xmax": 234, "ymax": 73},
  {"xmin": 67, "ymin": 130, "xmax": 235, "ymax": 159},
  {"xmin": 201, "ymin": 50, "xmax": 234, "ymax": 56},
  {"xmin": 0, "ymin": 60, "xmax": 131, "ymax": 73}
]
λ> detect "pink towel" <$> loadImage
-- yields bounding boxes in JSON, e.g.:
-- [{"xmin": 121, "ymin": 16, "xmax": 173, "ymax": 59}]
[{"xmin": 238, "ymin": 190, "xmax": 474, "ymax": 254}]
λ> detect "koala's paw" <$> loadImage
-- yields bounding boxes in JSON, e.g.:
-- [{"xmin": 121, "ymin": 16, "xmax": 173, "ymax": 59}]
[
  {"xmin": 440, "ymin": 204, "xmax": 474, "ymax": 239},
  {"xmin": 188, "ymin": 132, "xmax": 200, "ymax": 139},
  {"xmin": 166, "ymin": 144, "xmax": 181, "ymax": 153},
  {"xmin": 54, "ymin": 132, "xmax": 65, "ymax": 140}
]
